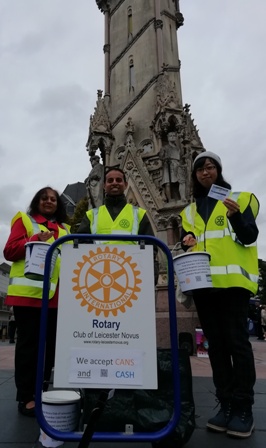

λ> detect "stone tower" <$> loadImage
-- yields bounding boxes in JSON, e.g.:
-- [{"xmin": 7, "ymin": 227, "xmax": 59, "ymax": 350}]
[{"xmin": 86, "ymin": 0, "xmax": 204, "ymax": 346}]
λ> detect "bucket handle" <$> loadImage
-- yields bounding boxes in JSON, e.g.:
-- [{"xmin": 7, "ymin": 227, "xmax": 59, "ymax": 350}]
[
  {"xmin": 171, "ymin": 242, "xmax": 182, "ymax": 255},
  {"xmin": 77, "ymin": 390, "xmax": 113, "ymax": 448}
]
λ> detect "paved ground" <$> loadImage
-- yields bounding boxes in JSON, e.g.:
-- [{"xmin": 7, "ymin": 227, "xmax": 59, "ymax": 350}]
[{"xmin": 0, "ymin": 336, "xmax": 265, "ymax": 448}]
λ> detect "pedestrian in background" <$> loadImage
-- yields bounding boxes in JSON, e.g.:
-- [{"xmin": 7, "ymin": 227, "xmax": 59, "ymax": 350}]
[
  {"xmin": 254, "ymin": 301, "xmax": 264, "ymax": 340},
  {"xmin": 8, "ymin": 307, "xmax": 16, "ymax": 343},
  {"xmin": 180, "ymin": 151, "xmax": 259, "ymax": 439},
  {"xmin": 261, "ymin": 305, "xmax": 266, "ymax": 339}
]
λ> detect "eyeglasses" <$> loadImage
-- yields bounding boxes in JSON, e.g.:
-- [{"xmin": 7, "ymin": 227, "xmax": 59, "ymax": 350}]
[{"xmin": 196, "ymin": 164, "xmax": 217, "ymax": 174}]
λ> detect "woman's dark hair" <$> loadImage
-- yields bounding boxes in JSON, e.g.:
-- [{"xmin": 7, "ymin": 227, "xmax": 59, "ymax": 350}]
[
  {"xmin": 192, "ymin": 157, "xmax": 231, "ymax": 198},
  {"xmin": 27, "ymin": 187, "xmax": 68, "ymax": 223}
]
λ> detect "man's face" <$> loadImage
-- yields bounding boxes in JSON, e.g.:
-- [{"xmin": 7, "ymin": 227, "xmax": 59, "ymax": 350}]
[{"xmin": 104, "ymin": 170, "xmax": 128, "ymax": 196}]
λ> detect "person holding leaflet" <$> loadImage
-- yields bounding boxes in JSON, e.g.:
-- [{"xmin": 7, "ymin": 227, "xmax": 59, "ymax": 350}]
[{"xmin": 179, "ymin": 151, "xmax": 259, "ymax": 439}]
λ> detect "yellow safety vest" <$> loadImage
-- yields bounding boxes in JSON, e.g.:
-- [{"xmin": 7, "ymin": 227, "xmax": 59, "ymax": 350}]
[
  {"xmin": 86, "ymin": 204, "xmax": 146, "ymax": 244},
  {"xmin": 179, "ymin": 192, "xmax": 259, "ymax": 294},
  {"xmin": 7, "ymin": 212, "xmax": 70, "ymax": 299}
]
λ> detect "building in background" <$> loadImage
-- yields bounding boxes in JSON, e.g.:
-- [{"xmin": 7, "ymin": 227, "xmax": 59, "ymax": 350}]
[
  {"xmin": 85, "ymin": 0, "xmax": 204, "ymax": 348},
  {"xmin": 61, "ymin": 182, "xmax": 87, "ymax": 217}
]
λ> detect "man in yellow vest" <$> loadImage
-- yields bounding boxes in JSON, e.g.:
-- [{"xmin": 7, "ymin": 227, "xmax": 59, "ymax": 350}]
[{"xmin": 78, "ymin": 167, "xmax": 158, "ymax": 278}]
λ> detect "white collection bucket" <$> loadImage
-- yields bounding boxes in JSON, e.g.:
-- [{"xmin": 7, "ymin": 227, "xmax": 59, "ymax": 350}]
[
  {"xmin": 39, "ymin": 390, "xmax": 81, "ymax": 447},
  {"xmin": 173, "ymin": 251, "xmax": 212, "ymax": 294},
  {"xmin": 24, "ymin": 241, "xmax": 60, "ymax": 281}
]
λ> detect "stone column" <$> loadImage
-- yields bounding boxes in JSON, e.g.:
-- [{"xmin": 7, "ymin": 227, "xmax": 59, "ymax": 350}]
[
  {"xmin": 154, "ymin": 0, "xmax": 163, "ymax": 71},
  {"xmin": 104, "ymin": 11, "xmax": 110, "ymax": 94}
]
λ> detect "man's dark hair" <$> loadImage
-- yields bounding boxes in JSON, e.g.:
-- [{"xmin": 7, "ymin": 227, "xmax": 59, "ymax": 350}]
[
  {"xmin": 192, "ymin": 157, "xmax": 231, "ymax": 198},
  {"xmin": 27, "ymin": 187, "xmax": 68, "ymax": 223},
  {"xmin": 104, "ymin": 166, "xmax": 127, "ymax": 183}
]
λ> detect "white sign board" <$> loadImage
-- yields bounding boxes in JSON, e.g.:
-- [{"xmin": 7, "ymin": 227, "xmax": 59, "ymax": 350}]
[{"xmin": 53, "ymin": 244, "xmax": 158, "ymax": 389}]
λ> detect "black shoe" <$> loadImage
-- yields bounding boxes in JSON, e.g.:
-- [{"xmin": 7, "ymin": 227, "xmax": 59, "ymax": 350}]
[
  {"xmin": 207, "ymin": 402, "xmax": 232, "ymax": 432},
  {"xmin": 18, "ymin": 402, "xmax": 35, "ymax": 417},
  {"xmin": 227, "ymin": 408, "xmax": 254, "ymax": 438}
]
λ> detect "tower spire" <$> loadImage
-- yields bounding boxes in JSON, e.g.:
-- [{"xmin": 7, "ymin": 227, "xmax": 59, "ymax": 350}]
[
  {"xmin": 87, "ymin": 0, "xmax": 205, "ymax": 349},
  {"xmin": 88, "ymin": 0, "xmax": 204, "ymax": 240}
]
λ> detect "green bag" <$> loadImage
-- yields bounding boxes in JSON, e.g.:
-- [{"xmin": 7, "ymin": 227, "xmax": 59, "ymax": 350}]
[{"xmin": 82, "ymin": 349, "xmax": 195, "ymax": 447}]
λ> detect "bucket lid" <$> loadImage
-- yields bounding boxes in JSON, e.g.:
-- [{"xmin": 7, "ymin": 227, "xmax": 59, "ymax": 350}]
[
  {"xmin": 173, "ymin": 251, "xmax": 211, "ymax": 260},
  {"xmin": 42, "ymin": 390, "xmax": 80, "ymax": 404},
  {"xmin": 24, "ymin": 241, "xmax": 51, "ymax": 247}
]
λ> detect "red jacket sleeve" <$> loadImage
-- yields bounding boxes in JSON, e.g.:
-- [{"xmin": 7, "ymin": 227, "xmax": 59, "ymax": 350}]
[{"xmin": 3, "ymin": 218, "xmax": 39, "ymax": 262}]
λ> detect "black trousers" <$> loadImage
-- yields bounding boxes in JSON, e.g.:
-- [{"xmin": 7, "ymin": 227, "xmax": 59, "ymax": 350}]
[
  {"xmin": 13, "ymin": 306, "xmax": 57, "ymax": 403},
  {"xmin": 193, "ymin": 288, "xmax": 256, "ymax": 406}
]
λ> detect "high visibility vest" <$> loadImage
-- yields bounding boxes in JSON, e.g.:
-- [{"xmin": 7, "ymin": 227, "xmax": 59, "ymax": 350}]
[
  {"xmin": 86, "ymin": 204, "xmax": 146, "ymax": 244},
  {"xmin": 179, "ymin": 192, "xmax": 259, "ymax": 294},
  {"xmin": 7, "ymin": 212, "xmax": 70, "ymax": 300}
]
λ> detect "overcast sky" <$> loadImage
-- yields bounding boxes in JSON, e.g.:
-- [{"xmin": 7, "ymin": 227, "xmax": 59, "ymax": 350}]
[{"xmin": 1, "ymin": 0, "xmax": 265, "ymax": 263}]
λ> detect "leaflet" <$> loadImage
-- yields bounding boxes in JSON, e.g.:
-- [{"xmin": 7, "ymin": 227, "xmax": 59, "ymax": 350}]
[{"xmin": 208, "ymin": 184, "xmax": 231, "ymax": 201}]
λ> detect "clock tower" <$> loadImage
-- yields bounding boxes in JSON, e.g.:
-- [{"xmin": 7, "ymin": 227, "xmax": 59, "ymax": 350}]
[{"xmin": 87, "ymin": 0, "xmax": 204, "ymax": 346}]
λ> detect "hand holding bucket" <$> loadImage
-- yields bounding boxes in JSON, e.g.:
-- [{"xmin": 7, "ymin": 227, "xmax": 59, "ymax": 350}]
[
  {"xmin": 182, "ymin": 234, "xmax": 198, "ymax": 251},
  {"xmin": 38, "ymin": 230, "xmax": 55, "ymax": 242}
]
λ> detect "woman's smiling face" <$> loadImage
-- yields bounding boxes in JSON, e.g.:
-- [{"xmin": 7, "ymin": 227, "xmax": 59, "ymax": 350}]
[{"xmin": 38, "ymin": 189, "xmax": 58, "ymax": 216}]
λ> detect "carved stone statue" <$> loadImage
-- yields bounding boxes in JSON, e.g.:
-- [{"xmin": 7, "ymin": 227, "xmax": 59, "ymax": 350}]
[
  {"xmin": 159, "ymin": 131, "xmax": 186, "ymax": 203},
  {"xmin": 85, "ymin": 155, "xmax": 104, "ymax": 208}
]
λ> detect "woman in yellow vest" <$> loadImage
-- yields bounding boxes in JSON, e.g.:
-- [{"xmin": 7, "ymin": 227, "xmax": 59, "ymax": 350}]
[
  {"xmin": 4, "ymin": 187, "xmax": 70, "ymax": 417},
  {"xmin": 180, "ymin": 152, "xmax": 259, "ymax": 439}
]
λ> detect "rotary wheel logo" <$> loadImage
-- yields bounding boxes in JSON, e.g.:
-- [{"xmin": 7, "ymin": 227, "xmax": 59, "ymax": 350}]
[
  {"xmin": 72, "ymin": 246, "xmax": 142, "ymax": 317},
  {"xmin": 215, "ymin": 215, "xmax": 224, "ymax": 226},
  {"xmin": 119, "ymin": 219, "xmax": 130, "ymax": 228}
]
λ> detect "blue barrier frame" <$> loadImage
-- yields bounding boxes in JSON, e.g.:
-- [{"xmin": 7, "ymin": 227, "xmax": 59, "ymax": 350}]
[{"xmin": 35, "ymin": 234, "xmax": 180, "ymax": 444}]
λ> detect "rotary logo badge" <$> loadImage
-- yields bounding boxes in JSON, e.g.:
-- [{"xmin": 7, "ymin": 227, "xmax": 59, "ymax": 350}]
[
  {"xmin": 215, "ymin": 215, "xmax": 224, "ymax": 226},
  {"xmin": 72, "ymin": 246, "xmax": 142, "ymax": 317},
  {"xmin": 119, "ymin": 219, "xmax": 130, "ymax": 228}
]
